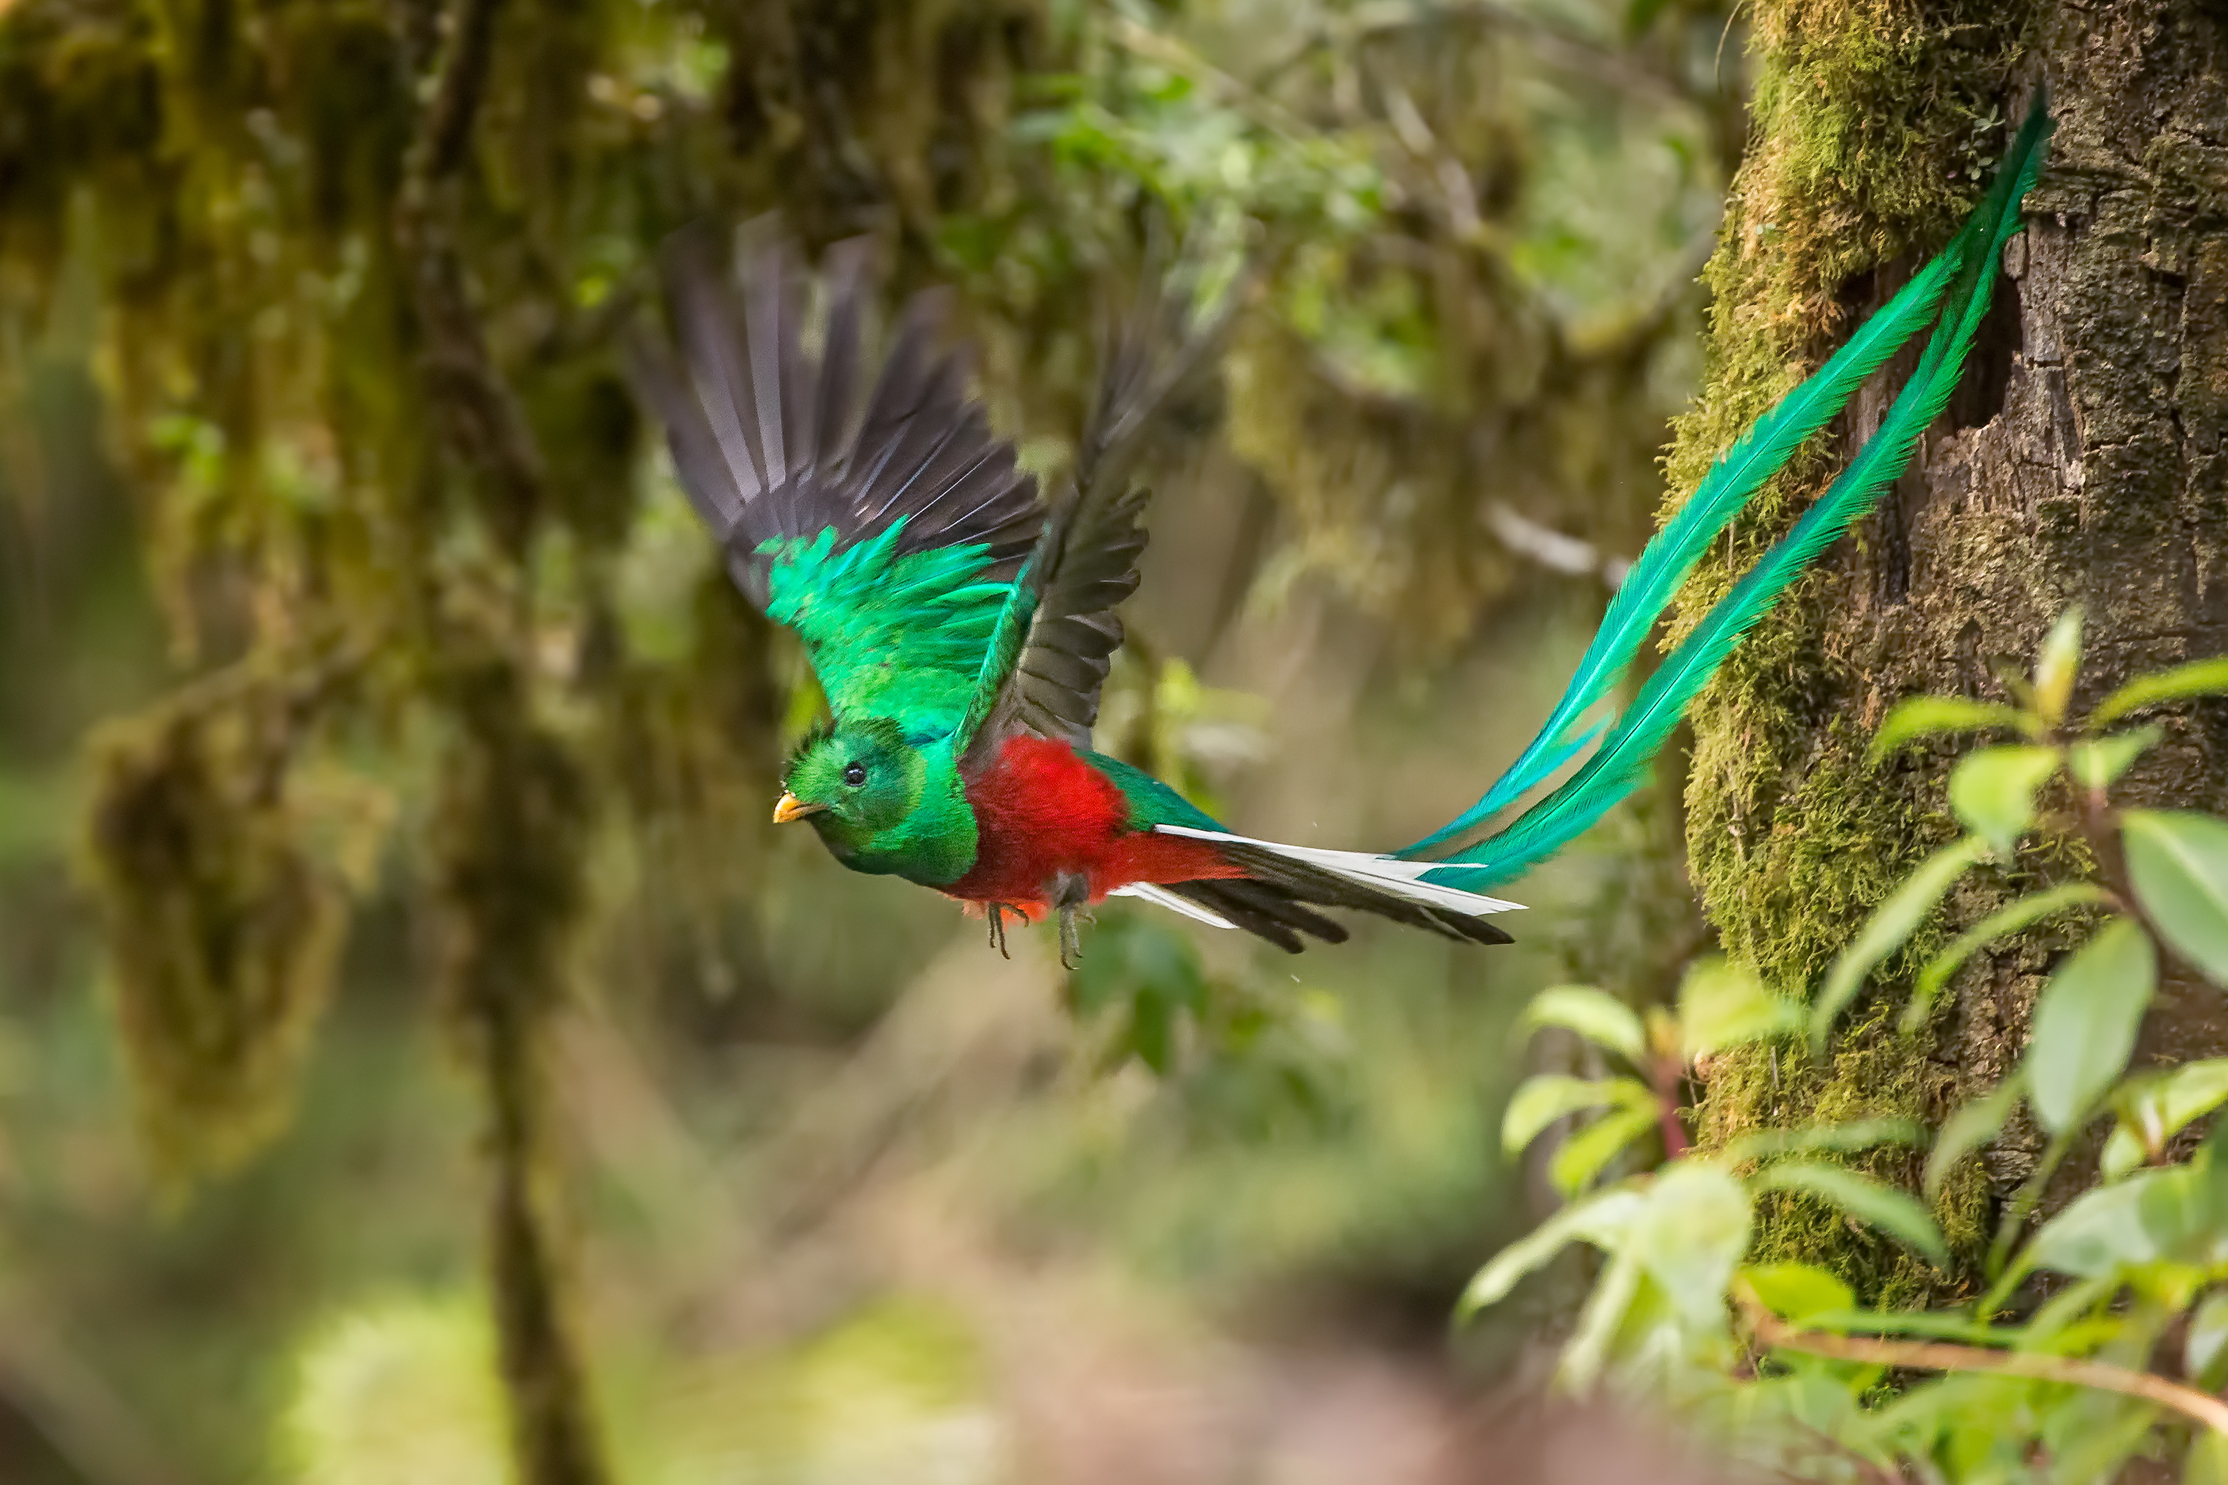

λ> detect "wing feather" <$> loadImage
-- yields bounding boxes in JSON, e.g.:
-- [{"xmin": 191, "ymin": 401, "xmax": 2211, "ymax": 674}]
[
  {"xmin": 634, "ymin": 223, "xmax": 1046, "ymax": 732},
  {"xmin": 958, "ymin": 261, "xmax": 1241, "ymax": 757}
]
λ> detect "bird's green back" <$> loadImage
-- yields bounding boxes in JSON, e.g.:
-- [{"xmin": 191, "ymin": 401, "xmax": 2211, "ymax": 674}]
[{"xmin": 1082, "ymin": 751, "xmax": 1224, "ymax": 831}]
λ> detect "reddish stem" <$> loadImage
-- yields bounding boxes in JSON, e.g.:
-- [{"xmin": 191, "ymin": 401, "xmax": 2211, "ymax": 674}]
[{"xmin": 1656, "ymin": 1056, "xmax": 1691, "ymax": 1160}]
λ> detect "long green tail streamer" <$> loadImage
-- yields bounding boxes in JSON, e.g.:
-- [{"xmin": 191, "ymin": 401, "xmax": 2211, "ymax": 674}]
[{"xmin": 1414, "ymin": 97, "xmax": 2053, "ymax": 887}]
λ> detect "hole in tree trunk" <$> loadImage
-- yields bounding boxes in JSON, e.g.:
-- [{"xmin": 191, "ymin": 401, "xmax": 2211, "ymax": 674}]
[{"xmin": 1948, "ymin": 272, "xmax": 2022, "ymax": 433}]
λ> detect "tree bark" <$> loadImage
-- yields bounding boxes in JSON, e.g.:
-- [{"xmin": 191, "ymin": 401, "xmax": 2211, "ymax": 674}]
[{"xmin": 1674, "ymin": 0, "xmax": 2228, "ymax": 1298}]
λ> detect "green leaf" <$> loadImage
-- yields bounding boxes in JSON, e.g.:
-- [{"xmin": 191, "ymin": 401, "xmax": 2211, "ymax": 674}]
[
  {"xmin": 2023, "ymin": 1159, "xmax": 2228, "ymax": 1279},
  {"xmin": 2032, "ymin": 607, "xmax": 2084, "ymax": 726},
  {"xmin": 2124, "ymin": 809, "xmax": 2228, "ymax": 986},
  {"xmin": 1870, "ymin": 695, "xmax": 2035, "ymax": 761},
  {"xmin": 1677, "ymin": 955, "xmax": 1799, "ymax": 1058},
  {"xmin": 2102, "ymin": 1059, "xmax": 2228, "ymax": 1178},
  {"xmin": 1901, "ymin": 883, "xmax": 2109, "ymax": 1035},
  {"xmin": 2137, "ymin": 1158, "xmax": 2228, "ymax": 1269},
  {"xmin": 1948, "ymin": 744, "xmax": 2062, "ymax": 855},
  {"xmin": 2099, "ymin": 1123, "xmax": 2146, "ymax": 1183},
  {"xmin": 1811, "ymin": 837, "xmax": 1989, "ymax": 1047},
  {"xmin": 2067, "ymin": 725, "xmax": 2161, "ymax": 791},
  {"xmin": 1750, "ymin": 1161, "xmax": 1949, "ymax": 1268},
  {"xmin": 1717, "ymin": 1119, "xmax": 1923, "ymax": 1167},
  {"xmin": 1742, "ymin": 1261, "xmax": 1854, "ymax": 1323},
  {"xmin": 2022, "ymin": 1174, "xmax": 2158, "ymax": 1278},
  {"xmin": 2188, "ymin": 1290, "xmax": 2228, "ymax": 1379},
  {"xmin": 2185, "ymin": 1428, "xmax": 2228, "ymax": 1485},
  {"xmin": 1557, "ymin": 1247, "xmax": 1642, "ymax": 1392},
  {"xmin": 2047, "ymin": 1403, "xmax": 2166, "ymax": 1485},
  {"xmin": 2141, "ymin": 1059, "xmax": 2228, "ymax": 1149},
  {"xmin": 2027, "ymin": 918, "xmax": 2157, "ymax": 1134},
  {"xmin": 1070, "ymin": 913, "xmax": 1211, "ymax": 1073},
  {"xmin": 1790, "ymin": 1308, "xmax": 2018, "ymax": 1345},
  {"xmin": 2090, "ymin": 656, "xmax": 2228, "ymax": 729},
  {"xmin": 1458, "ymin": 1188, "xmax": 1644, "ymax": 1320},
  {"xmin": 1501, "ymin": 1074, "xmax": 1656, "ymax": 1155},
  {"xmin": 1550, "ymin": 1104, "xmax": 1661, "ymax": 1196},
  {"xmin": 1631, "ymin": 1165, "xmax": 1753, "ymax": 1329},
  {"xmin": 1923, "ymin": 1076, "xmax": 2023, "ymax": 1200},
  {"xmin": 2019, "ymin": 1273, "xmax": 2122, "ymax": 1348},
  {"xmin": 1519, "ymin": 984, "xmax": 1647, "ymax": 1064},
  {"xmin": 1131, "ymin": 993, "xmax": 1175, "ymax": 1073}
]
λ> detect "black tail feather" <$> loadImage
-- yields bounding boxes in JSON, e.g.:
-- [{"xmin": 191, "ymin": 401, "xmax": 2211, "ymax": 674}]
[
  {"xmin": 1169, "ymin": 879, "xmax": 1347, "ymax": 954},
  {"xmin": 1170, "ymin": 860, "xmax": 1513, "ymax": 954}
]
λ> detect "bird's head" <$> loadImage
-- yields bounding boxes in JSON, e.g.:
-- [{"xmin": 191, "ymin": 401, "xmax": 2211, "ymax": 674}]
[
  {"xmin": 775, "ymin": 713, "xmax": 981, "ymax": 883},
  {"xmin": 775, "ymin": 716, "xmax": 924, "ymax": 844},
  {"xmin": 774, "ymin": 714, "xmax": 993, "ymax": 890}
]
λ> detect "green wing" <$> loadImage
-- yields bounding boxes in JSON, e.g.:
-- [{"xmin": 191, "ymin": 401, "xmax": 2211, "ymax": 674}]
[
  {"xmin": 636, "ymin": 225, "xmax": 1043, "ymax": 737},
  {"xmin": 762, "ymin": 525, "xmax": 1020, "ymax": 733}
]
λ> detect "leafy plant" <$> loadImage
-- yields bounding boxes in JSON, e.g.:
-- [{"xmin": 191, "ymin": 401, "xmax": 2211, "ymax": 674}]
[{"xmin": 1466, "ymin": 613, "xmax": 2228, "ymax": 1480}]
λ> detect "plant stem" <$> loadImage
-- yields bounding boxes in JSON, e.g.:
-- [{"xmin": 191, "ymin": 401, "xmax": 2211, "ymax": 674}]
[
  {"xmin": 1655, "ymin": 1055, "xmax": 1690, "ymax": 1160},
  {"xmin": 2065, "ymin": 776, "xmax": 2185, "ymax": 970},
  {"xmin": 1741, "ymin": 1295, "xmax": 2228, "ymax": 1436}
]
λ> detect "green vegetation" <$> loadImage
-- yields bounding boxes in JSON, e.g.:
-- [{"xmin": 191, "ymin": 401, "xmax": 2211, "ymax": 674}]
[
  {"xmin": 1663, "ymin": 0, "xmax": 2039, "ymax": 1305},
  {"xmin": 0, "ymin": 2, "xmax": 1737, "ymax": 1480},
  {"xmin": 2, "ymin": 0, "xmax": 2215, "ymax": 1482},
  {"xmin": 1478, "ymin": 621, "xmax": 2228, "ymax": 1480}
]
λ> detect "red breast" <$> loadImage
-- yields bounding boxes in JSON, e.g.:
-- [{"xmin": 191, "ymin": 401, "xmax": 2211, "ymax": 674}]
[{"xmin": 943, "ymin": 736, "xmax": 1240, "ymax": 912}]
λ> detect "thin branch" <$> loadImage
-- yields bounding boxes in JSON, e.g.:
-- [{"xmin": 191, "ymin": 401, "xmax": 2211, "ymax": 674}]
[
  {"xmin": 1378, "ymin": 78, "xmax": 1485, "ymax": 244},
  {"xmin": 1103, "ymin": 15, "xmax": 1313, "ymax": 140},
  {"xmin": 2071, "ymin": 781, "xmax": 2142, "ymax": 928},
  {"xmin": 402, "ymin": 0, "xmax": 504, "ymax": 184},
  {"xmin": 1484, "ymin": 502, "xmax": 1632, "ymax": 589},
  {"xmin": 1742, "ymin": 1294, "xmax": 2228, "ymax": 1436},
  {"xmin": 0, "ymin": 1312, "xmax": 190, "ymax": 1485},
  {"xmin": 1401, "ymin": 1, "xmax": 1693, "ymax": 106},
  {"xmin": 1253, "ymin": 0, "xmax": 1698, "ymax": 108}
]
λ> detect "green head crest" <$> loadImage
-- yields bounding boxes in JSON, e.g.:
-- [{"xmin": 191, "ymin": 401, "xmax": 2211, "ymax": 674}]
[
  {"xmin": 774, "ymin": 717, "xmax": 978, "ymax": 884},
  {"xmin": 778, "ymin": 717, "xmax": 920, "ymax": 840}
]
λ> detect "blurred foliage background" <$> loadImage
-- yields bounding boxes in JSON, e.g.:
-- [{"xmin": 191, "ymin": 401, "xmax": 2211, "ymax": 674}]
[{"xmin": 0, "ymin": 0, "xmax": 1747, "ymax": 1480}]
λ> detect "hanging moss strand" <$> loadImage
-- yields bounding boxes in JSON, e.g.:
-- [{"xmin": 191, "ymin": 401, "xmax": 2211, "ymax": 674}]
[
  {"xmin": 397, "ymin": 0, "xmax": 612, "ymax": 1475},
  {"xmin": 430, "ymin": 658, "xmax": 607, "ymax": 1485}
]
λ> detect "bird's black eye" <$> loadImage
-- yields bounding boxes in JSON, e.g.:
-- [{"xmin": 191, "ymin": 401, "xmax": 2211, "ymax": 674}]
[{"xmin": 842, "ymin": 762, "xmax": 867, "ymax": 787}]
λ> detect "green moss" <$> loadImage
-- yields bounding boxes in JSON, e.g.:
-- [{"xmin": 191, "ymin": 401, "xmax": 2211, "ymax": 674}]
[
  {"xmin": 80, "ymin": 671, "xmax": 358, "ymax": 1184},
  {"xmin": 1701, "ymin": 998, "xmax": 1985, "ymax": 1304},
  {"xmin": 1662, "ymin": 0, "xmax": 2032, "ymax": 1295}
]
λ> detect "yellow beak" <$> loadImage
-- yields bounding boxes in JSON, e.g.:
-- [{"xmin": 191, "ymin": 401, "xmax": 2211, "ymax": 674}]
[{"xmin": 772, "ymin": 791, "xmax": 827, "ymax": 824}]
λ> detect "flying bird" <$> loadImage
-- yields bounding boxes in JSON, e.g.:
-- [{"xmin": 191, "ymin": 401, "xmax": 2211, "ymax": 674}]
[{"xmin": 636, "ymin": 102, "xmax": 2049, "ymax": 965}]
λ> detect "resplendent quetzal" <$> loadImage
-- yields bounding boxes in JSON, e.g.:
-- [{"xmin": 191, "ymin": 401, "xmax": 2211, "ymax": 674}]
[{"xmin": 638, "ymin": 101, "xmax": 2050, "ymax": 965}]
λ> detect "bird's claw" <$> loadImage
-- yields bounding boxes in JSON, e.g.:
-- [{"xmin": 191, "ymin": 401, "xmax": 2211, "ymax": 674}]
[
  {"xmin": 980, "ymin": 878, "xmax": 1093, "ymax": 967},
  {"xmin": 1047, "ymin": 871, "xmax": 1094, "ymax": 970},
  {"xmin": 1055, "ymin": 904, "xmax": 1098, "ymax": 970},
  {"xmin": 986, "ymin": 903, "xmax": 1014, "ymax": 959}
]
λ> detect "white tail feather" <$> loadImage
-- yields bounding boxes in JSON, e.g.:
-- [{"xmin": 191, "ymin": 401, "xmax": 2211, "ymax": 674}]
[
  {"xmin": 1149, "ymin": 825, "xmax": 1526, "ymax": 918},
  {"xmin": 1111, "ymin": 882, "xmax": 1237, "ymax": 930}
]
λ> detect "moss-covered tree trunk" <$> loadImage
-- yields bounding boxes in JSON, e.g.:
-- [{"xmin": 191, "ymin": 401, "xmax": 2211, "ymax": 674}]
[{"xmin": 1674, "ymin": 0, "xmax": 2228, "ymax": 1296}]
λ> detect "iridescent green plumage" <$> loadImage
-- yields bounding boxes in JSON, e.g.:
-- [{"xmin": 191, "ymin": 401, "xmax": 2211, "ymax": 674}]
[
  {"xmin": 638, "ymin": 104, "xmax": 2053, "ymax": 958},
  {"xmin": 764, "ymin": 524, "xmax": 1015, "ymax": 738},
  {"xmin": 1410, "ymin": 95, "xmax": 2054, "ymax": 891}
]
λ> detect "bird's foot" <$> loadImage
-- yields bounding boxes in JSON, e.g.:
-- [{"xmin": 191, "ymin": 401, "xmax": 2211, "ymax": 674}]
[
  {"xmin": 986, "ymin": 903, "xmax": 1017, "ymax": 959},
  {"xmin": 1055, "ymin": 903, "xmax": 1097, "ymax": 970},
  {"xmin": 1047, "ymin": 871, "xmax": 1094, "ymax": 970}
]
